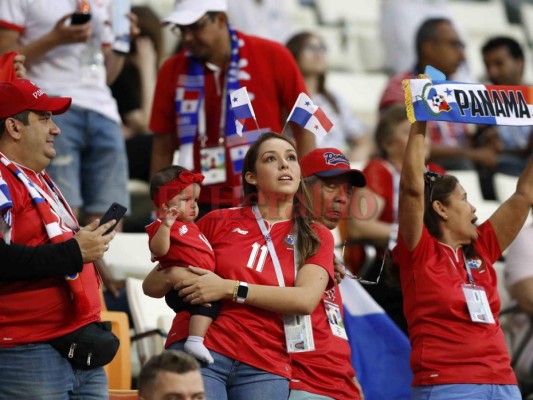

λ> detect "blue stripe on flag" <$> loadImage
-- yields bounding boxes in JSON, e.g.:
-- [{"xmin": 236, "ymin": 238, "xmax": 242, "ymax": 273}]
[
  {"xmin": 289, "ymin": 107, "xmax": 313, "ymax": 127},
  {"xmin": 232, "ymin": 103, "xmax": 254, "ymax": 119},
  {"xmin": 341, "ymin": 279, "xmax": 412, "ymax": 400}
]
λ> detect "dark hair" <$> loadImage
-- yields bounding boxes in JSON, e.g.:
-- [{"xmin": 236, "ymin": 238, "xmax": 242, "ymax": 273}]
[
  {"xmin": 149, "ymin": 165, "xmax": 189, "ymax": 201},
  {"xmin": 131, "ymin": 6, "xmax": 165, "ymax": 66},
  {"xmin": 285, "ymin": 32, "xmax": 339, "ymax": 114},
  {"xmin": 0, "ymin": 110, "xmax": 31, "ymax": 137},
  {"xmin": 423, "ymin": 172, "xmax": 458, "ymax": 239},
  {"xmin": 375, "ymin": 104, "xmax": 408, "ymax": 158},
  {"xmin": 481, "ymin": 36, "xmax": 524, "ymax": 60},
  {"xmin": 424, "ymin": 172, "xmax": 479, "ymax": 259},
  {"xmin": 242, "ymin": 132, "xmax": 320, "ymax": 265},
  {"xmin": 415, "ymin": 17, "xmax": 452, "ymax": 59},
  {"xmin": 138, "ymin": 350, "xmax": 200, "ymax": 397}
]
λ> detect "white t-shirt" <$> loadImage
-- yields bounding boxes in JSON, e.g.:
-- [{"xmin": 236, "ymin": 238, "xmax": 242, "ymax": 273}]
[{"xmin": 0, "ymin": 0, "xmax": 120, "ymax": 122}]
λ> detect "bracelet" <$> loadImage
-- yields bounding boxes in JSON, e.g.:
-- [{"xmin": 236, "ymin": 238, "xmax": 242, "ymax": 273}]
[{"xmin": 232, "ymin": 280, "xmax": 240, "ymax": 302}]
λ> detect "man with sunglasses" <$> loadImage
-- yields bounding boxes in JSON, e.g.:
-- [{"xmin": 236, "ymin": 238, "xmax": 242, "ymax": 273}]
[
  {"xmin": 150, "ymin": 0, "xmax": 313, "ymax": 218},
  {"xmin": 289, "ymin": 148, "xmax": 366, "ymax": 400}
]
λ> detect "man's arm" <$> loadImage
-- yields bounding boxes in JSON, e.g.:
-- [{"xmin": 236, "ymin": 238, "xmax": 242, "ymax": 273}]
[
  {"xmin": 150, "ymin": 132, "xmax": 178, "ymax": 178},
  {"xmin": 0, "ymin": 219, "xmax": 115, "ymax": 280},
  {"xmin": 0, "ymin": 16, "xmax": 91, "ymax": 66}
]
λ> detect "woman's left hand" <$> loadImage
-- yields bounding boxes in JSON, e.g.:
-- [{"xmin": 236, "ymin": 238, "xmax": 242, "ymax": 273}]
[{"xmin": 177, "ymin": 266, "xmax": 232, "ymax": 304}]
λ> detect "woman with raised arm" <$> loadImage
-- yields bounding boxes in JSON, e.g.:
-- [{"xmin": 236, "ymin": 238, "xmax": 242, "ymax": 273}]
[
  {"xmin": 393, "ymin": 77, "xmax": 533, "ymax": 400},
  {"xmin": 143, "ymin": 132, "xmax": 334, "ymax": 400}
]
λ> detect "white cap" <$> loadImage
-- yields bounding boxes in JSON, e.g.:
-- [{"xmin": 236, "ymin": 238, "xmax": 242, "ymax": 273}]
[{"xmin": 163, "ymin": 0, "xmax": 227, "ymax": 25}]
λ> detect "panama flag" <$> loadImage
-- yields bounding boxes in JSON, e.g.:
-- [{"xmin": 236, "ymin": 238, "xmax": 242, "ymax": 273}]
[
  {"xmin": 287, "ymin": 93, "xmax": 334, "ymax": 138},
  {"xmin": 341, "ymin": 278, "xmax": 412, "ymax": 400},
  {"xmin": 230, "ymin": 87, "xmax": 256, "ymax": 136},
  {"xmin": 176, "ymin": 88, "xmax": 201, "ymax": 114}
]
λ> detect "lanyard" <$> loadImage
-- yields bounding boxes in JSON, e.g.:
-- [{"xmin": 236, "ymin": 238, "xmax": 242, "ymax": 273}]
[
  {"xmin": 445, "ymin": 248, "xmax": 475, "ymax": 285},
  {"xmin": 198, "ymin": 67, "xmax": 228, "ymax": 148},
  {"xmin": 252, "ymin": 205, "xmax": 297, "ymax": 287}
]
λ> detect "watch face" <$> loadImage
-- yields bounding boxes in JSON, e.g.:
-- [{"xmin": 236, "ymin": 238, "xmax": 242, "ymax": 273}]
[{"xmin": 237, "ymin": 284, "xmax": 249, "ymax": 299}]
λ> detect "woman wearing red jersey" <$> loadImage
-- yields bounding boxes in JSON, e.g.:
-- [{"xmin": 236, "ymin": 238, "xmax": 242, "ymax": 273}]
[
  {"xmin": 144, "ymin": 132, "xmax": 335, "ymax": 400},
  {"xmin": 394, "ymin": 76, "xmax": 533, "ymax": 399}
]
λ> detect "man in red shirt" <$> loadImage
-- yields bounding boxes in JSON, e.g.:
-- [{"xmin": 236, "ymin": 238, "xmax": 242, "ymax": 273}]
[
  {"xmin": 149, "ymin": 0, "xmax": 314, "ymax": 216},
  {"xmin": 0, "ymin": 79, "xmax": 117, "ymax": 398},
  {"xmin": 379, "ymin": 17, "xmax": 498, "ymax": 173},
  {"xmin": 294, "ymin": 147, "xmax": 366, "ymax": 400}
]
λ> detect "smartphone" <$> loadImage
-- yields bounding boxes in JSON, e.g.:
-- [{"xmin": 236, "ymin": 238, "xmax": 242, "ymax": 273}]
[
  {"xmin": 99, "ymin": 202, "xmax": 127, "ymax": 235},
  {"xmin": 71, "ymin": 12, "xmax": 91, "ymax": 25},
  {"xmin": 111, "ymin": 0, "xmax": 131, "ymax": 54}
]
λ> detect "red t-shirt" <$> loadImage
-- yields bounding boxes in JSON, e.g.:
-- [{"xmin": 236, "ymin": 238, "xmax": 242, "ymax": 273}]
[
  {"xmin": 149, "ymin": 31, "xmax": 307, "ymax": 207},
  {"xmin": 393, "ymin": 221, "xmax": 517, "ymax": 385},
  {"xmin": 290, "ymin": 286, "xmax": 361, "ymax": 400},
  {"xmin": 0, "ymin": 165, "xmax": 100, "ymax": 347},
  {"xmin": 165, "ymin": 207, "xmax": 335, "ymax": 378},
  {"xmin": 146, "ymin": 219, "xmax": 215, "ymax": 271}
]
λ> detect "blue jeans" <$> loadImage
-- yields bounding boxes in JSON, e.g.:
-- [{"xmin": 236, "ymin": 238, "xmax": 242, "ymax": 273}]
[
  {"xmin": 168, "ymin": 341, "xmax": 289, "ymax": 400},
  {"xmin": 49, "ymin": 107, "xmax": 130, "ymax": 215},
  {"xmin": 412, "ymin": 384, "xmax": 521, "ymax": 400},
  {"xmin": 0, "ymin": 343, "xmax": 108, "ymax": 399},
  {"xmin": 289, "ymin": 390, "xmax": 334, "ymax": 400}
]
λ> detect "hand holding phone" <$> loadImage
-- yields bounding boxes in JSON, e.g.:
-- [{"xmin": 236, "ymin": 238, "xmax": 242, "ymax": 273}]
[
  {"xmin": 99, "ymin": 202, "xmax": 127, "ymax": 235},
  {"xmin": 71, "ymin": 12, "xmax": 91, "ymax": 25}
]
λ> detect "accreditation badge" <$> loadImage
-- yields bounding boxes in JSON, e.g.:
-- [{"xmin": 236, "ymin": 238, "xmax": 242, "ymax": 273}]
[
  {"xmin": 283, "ymin": 314, "xmax": 315, "ymax": 353},
  {"xmin": 462, "ymin": 284, "xmax": 495, "ymax": 324},
  {"xmin": 324, "ymin": 300, "xmax": 348, "ymax": 340},
  {"xmin": 200, "ymin": 146, "xmax": 226, "ymax": 185}
]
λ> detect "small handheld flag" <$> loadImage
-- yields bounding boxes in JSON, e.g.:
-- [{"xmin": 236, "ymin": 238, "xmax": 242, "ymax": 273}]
[
  {"xmin": 230, "ymin": 87, "xmax": 258, "ymax": 136},
  {"xmin": 286, "ymin": 93, "xmax": 334, "ymax": 138}
]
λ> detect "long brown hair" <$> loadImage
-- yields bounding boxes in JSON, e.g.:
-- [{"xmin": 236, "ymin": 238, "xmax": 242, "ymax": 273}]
[
  {"xmin": 242, "ymin": 132, "xmax": 320, "ymax": 266},
  {"xmin": 285, "ymin": 32, "xmax": 339, "ymax": 114}
]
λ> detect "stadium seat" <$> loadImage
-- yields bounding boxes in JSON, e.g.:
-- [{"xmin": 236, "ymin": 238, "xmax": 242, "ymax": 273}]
[
  {"xmin": 494, "ymin": 172, "xmax": 518, "ymax": 203},
  {"xmin": 327, "ymin": 71, "xmax": 388, "ymax": 129},
  {"xmin": 103, "ymin": 232, "xmax": 155, "ymax": 280},
  {"xmin": 126, "ymin": 277, "xmax": 175, "ymax": 365}
]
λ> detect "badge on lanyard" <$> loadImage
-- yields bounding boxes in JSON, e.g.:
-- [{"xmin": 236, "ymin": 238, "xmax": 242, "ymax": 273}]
[
  {"xmin": 324, "ymin": 300, "xmax": 348, "ymax": 340},
  {"xmin": 81, "ymin": 43, "xmax": 106, "ymax": 87},
  {"xmin": 462, "ymin": 284, "xmax": 495, "ymax": 324},
  {"xmin": 200, "ymin": 146, "xmax": 226, "ymax": 185},
  {"xmin": 283, "ymin": 314, "xmax": 315, "ymax": 353}
]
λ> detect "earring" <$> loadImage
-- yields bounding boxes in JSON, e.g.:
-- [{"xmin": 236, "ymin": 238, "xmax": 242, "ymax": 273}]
[{"xmin": 444, "ymin": 215, "xmax": 448, "ymax": 221}]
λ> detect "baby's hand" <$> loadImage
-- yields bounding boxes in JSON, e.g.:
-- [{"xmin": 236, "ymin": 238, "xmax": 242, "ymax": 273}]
[{"xmin": 163, "ymin": 207, "xmax": 180, "ymax": 227}]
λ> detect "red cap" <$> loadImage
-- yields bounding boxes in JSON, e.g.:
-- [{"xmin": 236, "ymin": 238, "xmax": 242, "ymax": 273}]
[
  {"xmin": 300, "ymin": 148, "xmax": 366, "ymax": 187},
  {"xmin": 0, "ymin": 79, "xmax": 71, "ymax": 119}
]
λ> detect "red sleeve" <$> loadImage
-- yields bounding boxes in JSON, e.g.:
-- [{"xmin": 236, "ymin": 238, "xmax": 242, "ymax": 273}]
[
  {"xmin": 149, "ymin": 54, "xmax": 182, "ymax": 135},
  {"xmin": 306, "ymin": 223, "xmax": 335, "ymax": 289},
  {"xmin": 363, "ymin": 160, "xmax": 393, "ymax": 203}
]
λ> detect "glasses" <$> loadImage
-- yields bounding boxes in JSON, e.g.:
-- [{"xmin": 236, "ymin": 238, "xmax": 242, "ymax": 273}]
[
  {"xmin": 171, "ymin": 15, "xmax": 212, "ymax": 36},
  {"xmin": 435, "ymin": 39, "xmax": 465, "ymax": 51},
  {"xmin": 337, "ymin": 241, "xmax": 386, "ymax": 285},
  {"xmin": 424, "ymin": 171, "xmax": 442, "ymax": 203},
  {"xmin": 303, "ymin": 43, "xmax": 328, "ymax": 54}
]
